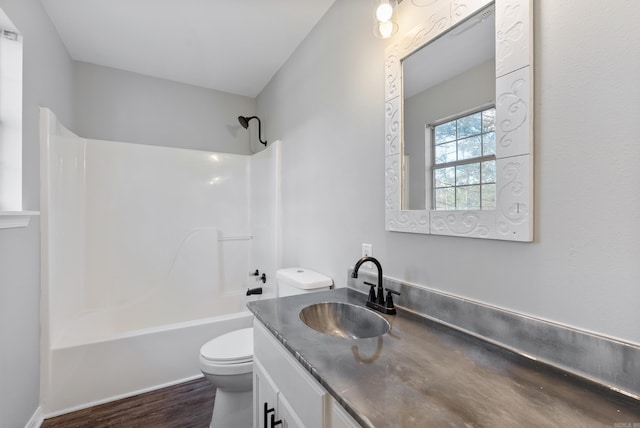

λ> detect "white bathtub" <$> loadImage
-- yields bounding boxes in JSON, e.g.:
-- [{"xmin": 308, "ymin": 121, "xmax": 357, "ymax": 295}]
[{"xmin": 45, "ymin": 291, "xmax": 254, "ymax": 416}]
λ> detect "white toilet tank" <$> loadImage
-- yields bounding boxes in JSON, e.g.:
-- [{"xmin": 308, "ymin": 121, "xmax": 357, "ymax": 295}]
[{"xmin": 276, "ymin": 268, "xmax": 333, "ymax": 297}]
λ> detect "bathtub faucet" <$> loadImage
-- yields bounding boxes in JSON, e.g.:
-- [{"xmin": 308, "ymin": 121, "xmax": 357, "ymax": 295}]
[
  {"xmin": 250, "ymin": 269, "xmax": 267, "ymax": 284},
  {"xmin": 246, "ymin": 287, "xmax": 263, "ymax": 296}
]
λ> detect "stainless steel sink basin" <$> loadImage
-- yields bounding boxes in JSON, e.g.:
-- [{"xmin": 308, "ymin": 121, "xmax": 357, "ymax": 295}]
[{"xmin": 299, "ymin": 302, "xmax": 390, "ymax": 339}]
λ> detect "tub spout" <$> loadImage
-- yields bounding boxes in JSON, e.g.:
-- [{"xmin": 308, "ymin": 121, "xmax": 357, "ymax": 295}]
[{"xmin": 246, "ymin": 287, "xmax": 263, "ymax": 296}]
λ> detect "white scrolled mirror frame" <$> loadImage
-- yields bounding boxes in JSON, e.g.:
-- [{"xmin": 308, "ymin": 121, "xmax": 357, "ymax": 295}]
[{"xmin": 384, "ymin": 0, "xmax": 533, "ymax": 241}]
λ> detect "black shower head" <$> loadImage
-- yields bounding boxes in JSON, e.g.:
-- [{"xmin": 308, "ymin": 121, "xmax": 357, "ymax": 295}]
[
  {"xmin": 237, "ymin": 115, "xmax": 267, "ymax": 146},
  {"xmin": 238, "ymin": 115, "xmax": 250, "ymax": 129}
]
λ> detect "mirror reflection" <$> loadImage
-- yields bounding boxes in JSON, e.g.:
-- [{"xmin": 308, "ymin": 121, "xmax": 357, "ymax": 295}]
[{"xmin": 402, "ymin": 5, "xmax": 495, "ymax": 210}]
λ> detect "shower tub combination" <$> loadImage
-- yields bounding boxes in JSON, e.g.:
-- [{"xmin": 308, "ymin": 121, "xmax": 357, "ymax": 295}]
[{"xmin": 40, "ymin": 108, "xmax": 280, "ymax": 415}]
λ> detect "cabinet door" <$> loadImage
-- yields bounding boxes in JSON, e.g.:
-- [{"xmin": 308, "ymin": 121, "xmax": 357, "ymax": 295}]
[
  {"xmin": 331, "ymin": 399, "xmax": 361, "ymax": 428},
  {"xmin": 254, "ymin": 358, "xmax": 279, "ymax": 428},
  {"xmin": 254, "ymin": 321, "xmax": 362, "ymax": 428},
  {"xmin": 278, "ymin": 393, "xmax": 306, "ymax": 428},
  {"xmin": 255, "ymin": 358, "xmax": 308, "ymax": 428},
  {"xmin": 254, "ymin": 321, "xmax": 328, "ymax": 427}
]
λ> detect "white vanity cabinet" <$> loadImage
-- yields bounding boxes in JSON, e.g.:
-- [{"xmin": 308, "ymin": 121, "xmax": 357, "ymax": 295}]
[{"xmin": 253, "ymin": 321, "xmax": 360, "ymax": 428}]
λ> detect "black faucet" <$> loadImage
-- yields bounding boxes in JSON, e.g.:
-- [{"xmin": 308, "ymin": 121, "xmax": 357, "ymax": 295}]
[{"xmin": 351, "ymin": 256, "xmax": 398, "ymax": 315}]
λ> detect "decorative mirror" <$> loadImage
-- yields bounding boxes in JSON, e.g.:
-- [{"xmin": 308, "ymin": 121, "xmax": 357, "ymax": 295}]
[{"xmin": 384, "ymin": 0, "xmax": 533, "ymax": 241}]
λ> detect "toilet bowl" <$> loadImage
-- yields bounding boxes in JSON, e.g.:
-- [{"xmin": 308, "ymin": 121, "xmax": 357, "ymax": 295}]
[
  {"xmin": 199, "ymin": 327, "xmax": 253, "ymax": 428},
  {"xmin": 199, "ymin": 268, "xmax": 333, "ymax": 427}
]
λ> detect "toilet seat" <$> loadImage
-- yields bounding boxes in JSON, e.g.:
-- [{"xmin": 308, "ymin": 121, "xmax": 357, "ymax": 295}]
[{"xmin": 199, "ymin": 328, "xmax": 253, "ymax": 375}]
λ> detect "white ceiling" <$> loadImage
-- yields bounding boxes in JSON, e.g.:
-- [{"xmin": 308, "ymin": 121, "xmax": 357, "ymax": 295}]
[{"xmin": 40, "ymin": 0, "xmax": 336, "ymax": 98}]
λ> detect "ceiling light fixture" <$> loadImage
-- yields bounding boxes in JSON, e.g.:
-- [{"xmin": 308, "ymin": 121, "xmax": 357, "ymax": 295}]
[{"xmin": 373, "ymin": 0, "xmax": 399, "ymax": 39}]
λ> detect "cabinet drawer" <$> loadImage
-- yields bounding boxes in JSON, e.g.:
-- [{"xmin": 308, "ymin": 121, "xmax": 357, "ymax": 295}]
[{"xmin": 254, "ymin": 321, "xmax": 328, "ymax": 428}]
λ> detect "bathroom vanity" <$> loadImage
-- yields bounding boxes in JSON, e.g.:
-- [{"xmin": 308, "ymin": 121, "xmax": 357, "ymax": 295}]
[
  {"xmin": 248, "ymin": 287, "xmax": 640, "ymax": 427},
  {"xmin": 253, "ymin": 321, "xmax": 359, "ymax": 428}
]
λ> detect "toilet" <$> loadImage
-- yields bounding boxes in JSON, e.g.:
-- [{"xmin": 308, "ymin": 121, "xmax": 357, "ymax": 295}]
[{"xmin": 199, "ymin": 267, "xmax": 333, "ymax": 427}]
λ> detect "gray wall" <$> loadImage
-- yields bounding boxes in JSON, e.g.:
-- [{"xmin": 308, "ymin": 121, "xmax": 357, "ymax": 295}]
[
  {"xmin": 257, "ymin": 0, "xmax": 640, "ymax": 345},
  {"xmin": 257, "ymin": 0, "xmax": 383, "ymax": 295},
  {"xmin": 74, "ymin": 62, "xmax": 257, "ymax": 154},
  {"xmin": 0, "ymin": 0, "xmax": 74, "ymax": 426}
]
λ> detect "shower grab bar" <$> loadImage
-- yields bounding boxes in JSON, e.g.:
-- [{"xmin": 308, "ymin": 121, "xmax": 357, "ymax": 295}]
[{"xmin": 218, "ymin": 235, "xmax": 253, "ymax": 241}]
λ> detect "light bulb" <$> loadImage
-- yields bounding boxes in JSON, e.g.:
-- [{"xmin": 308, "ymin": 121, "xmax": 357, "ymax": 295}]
[
  {"xmin": 376, "ymin": 2, "xmax": 393, "ymax": 23},
  {"xmin": 378, "ymin": 20, "xmax": 394, "ymax": 38}
]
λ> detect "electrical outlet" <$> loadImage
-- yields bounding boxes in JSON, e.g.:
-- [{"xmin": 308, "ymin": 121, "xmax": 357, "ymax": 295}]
[
  {"xmin": 362, "ymin": 243, "xmax": 372, "ymax": 258},
  {"xmin": 361, "ymin": 244, "xmax": 373, "ymax": 270}
]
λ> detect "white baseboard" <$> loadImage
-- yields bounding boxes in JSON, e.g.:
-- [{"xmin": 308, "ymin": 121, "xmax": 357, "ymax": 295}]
[{"xmin": 25, "ymin": 407, "xmax": 43, "ymax": 428}]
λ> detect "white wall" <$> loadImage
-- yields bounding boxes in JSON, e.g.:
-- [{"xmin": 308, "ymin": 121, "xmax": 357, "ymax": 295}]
[
  {"xmin": 257, "ymin": 0, "xmax": 640, "ymax": 345},
  {"xmin": 73, "ymin": 61, "xmax": 258, "ymax": 155},
  {"xmin": 0, "ymin": 0, "xmax": 74, "ymax": 426}
]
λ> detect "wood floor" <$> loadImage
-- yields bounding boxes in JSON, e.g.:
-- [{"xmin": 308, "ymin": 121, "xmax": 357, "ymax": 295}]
[{"xmin": 41, "ymin": 378, "xmax": 216, "ymax": 428}]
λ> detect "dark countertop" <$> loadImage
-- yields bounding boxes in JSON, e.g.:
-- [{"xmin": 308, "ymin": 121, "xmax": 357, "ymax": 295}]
[{"xmin": 247, "ymin": 288, "xmax": 640, "ymax": 427}]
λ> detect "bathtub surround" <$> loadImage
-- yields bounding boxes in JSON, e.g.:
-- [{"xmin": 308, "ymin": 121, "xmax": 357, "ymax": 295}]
[
  {"xmin": 42, "ymin": 110, "xmax": 255, "ymax": 332},
  {"xmin": 349, "ymin": 270, "xmax": 640, "ymax": 398},
  {"xmin": 40, "ymin": 109, "xmax": 281, "ymax": 415}
]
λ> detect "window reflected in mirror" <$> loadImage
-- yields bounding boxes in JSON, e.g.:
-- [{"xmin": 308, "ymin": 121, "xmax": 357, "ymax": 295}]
[{"xmin": 432, "ymin": 106, "xmax": 496, "ymax": 210}]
